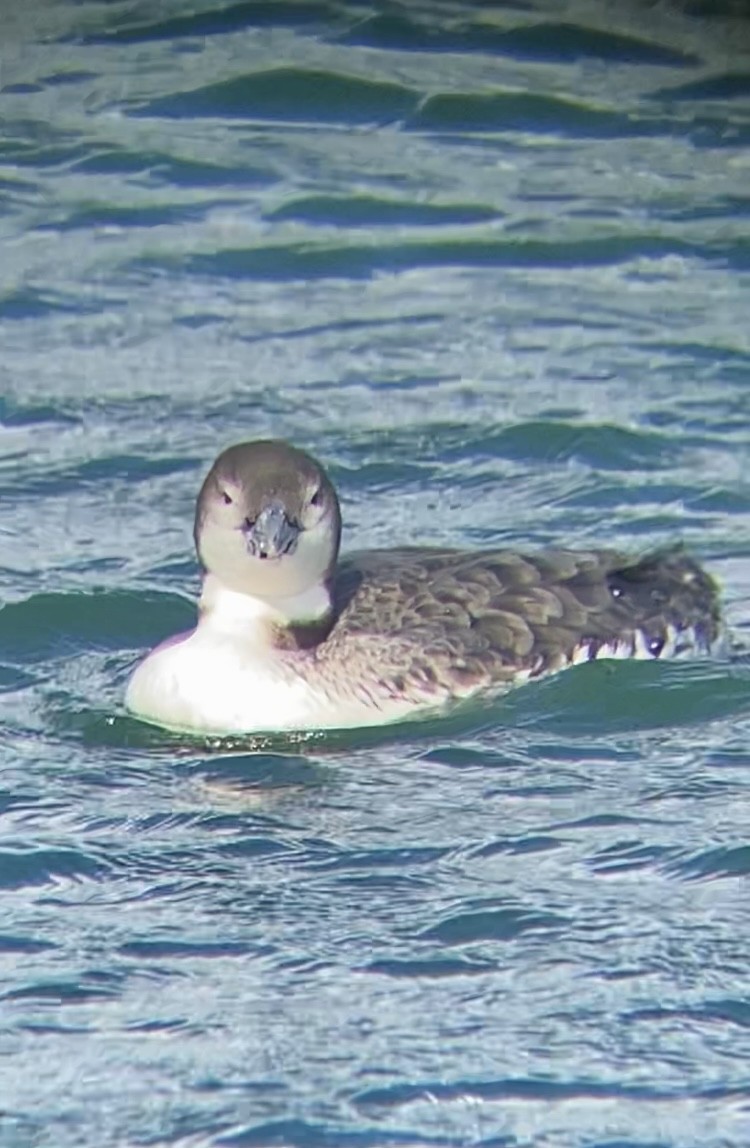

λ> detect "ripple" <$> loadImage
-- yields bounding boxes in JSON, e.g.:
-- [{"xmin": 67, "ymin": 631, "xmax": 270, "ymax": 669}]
[
  {"xmin": 118, "ymin": 939, "xmax": 265, "ymax": 959},
  {"xmin": 217, "ymin": 1120, "xmax": 449, "ymax": 1148},
  {"xmin": 0, "ymin": 933, "xmax": 57, "ymax": 954},
  {"xmin": 467, "ymin": 834, "xmax": 564, "ymax": 858},
  {"xmin": 139, "ymin": 234, "xmax": 723, "ymax": 285},
  {"xmin": 66, "ymin": 148, "xmax": 266, "ymax": 185},
  {"xmin": 135, "ymin": 69, "xmax": 418, "ymax": 125},
  {"xmin": 0, "ymin": 287, "xmax": 101, "ymax": 321},
  {"xmin": 0, "ymin": 845, "xmax": 108, "ymax": 890},
  {"xmin": 587, "ymin": 840, "xmax": 677, "ymax": 876},
  {"xmin": 412, "ymin": 89, "xmax": 660, "ymax": 139},
  {"xmin": 39, "ymin": 70, "xmax": 97, "ymax": 89},
  {"xmin": 266, "ymin": 194, "xmax": 500, "ymax": 229},
  {"xmin": 0, "ymin": 397, "xmax": 79, "ymax": 429},
  {"xmin": 0, "ymin": 131, "xmax": 92, "ymax": 171},
  {"xmin": 352, "ymin": 1075, "xmax": 674, "ymax": 1112},
  {"xmin": 503, "ymin": 660, "xmax": 750, "ymax": 736},
  {"xmin": 411, "ymin": 88, "xmax": 750, "ymax": 149},
  {"xmin": 0, "ymin": 172, "xmax": 39, "ymax": 199},
  {"xmin": 342, "ymin": 14, "xmax": 699, "ymax": 66},
  {"xmin": 495, "ymin": 21, "xmax": 699, "ymax": 65},
  {"xmin": 418, "ymin": 903, "xmax": 566, "ymax": 945},
  {"xmin": 362, "ymin": 956, "xmax": 495, "ymax": 978},
  {"xmin": 0, "ymin": 591, "xmax": 192, "ymax": 662},
  {"xmin": 419, "ymin": 744, "xmax": 501, "ymax": 769},
  {"xmin": 152, "ymin": 155, "xmax": 276, "ymax": 190},
  {"xmin": 651, "ymin": 72, "xmax": 750, "ymax": 102},
  {"xmin": 669, "ymin": 843, "xmax": 750, "ymax": 881},
  {"xmin": 441, "ymin": 420, "xmax": 681, "ymax": 470},
  {"xmin": 72, "ymin": 1, "xmax": 338, "ymax": 45},
  {"xmin": 0, "ymin": 452, "xmax": 197, "ymax": 498},
  {"xmin": 91, "ymin": 452, "xmax": 190, "ymax": 491},
  {"xmin": 628, "ymin": 997, "xmax": 750, "ymax": 1031},
  {"xmin": 300, "ymin": 844, "xmax": 448, "ymax": 874},
  {"xmin": 35, "ymin": 201, "xmax": 222, "ymax": 234},
  {"xmin": 3, "ymin": 972, "xmax": 123, "ymax": 1004}
]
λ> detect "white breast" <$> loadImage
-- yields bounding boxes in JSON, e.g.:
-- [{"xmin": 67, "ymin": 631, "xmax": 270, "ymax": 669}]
[
  {"xmin": 125, "ymin": 578, "xmax": 331, "ymax": 734},
  {"xmin": 125, "ymin": 627, "xmax": 327, "ymax": 734}
]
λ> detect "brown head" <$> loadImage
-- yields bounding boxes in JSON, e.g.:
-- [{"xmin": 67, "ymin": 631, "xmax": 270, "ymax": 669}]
[{"xmin": 194, "ymin": 440, "xmax": 341, "ymax": 600}]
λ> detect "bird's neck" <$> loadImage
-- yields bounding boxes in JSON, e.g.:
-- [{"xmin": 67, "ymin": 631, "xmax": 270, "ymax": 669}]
[{"xmin": 198, "ymin": 573, "xmax": 333, "ymax": 649}]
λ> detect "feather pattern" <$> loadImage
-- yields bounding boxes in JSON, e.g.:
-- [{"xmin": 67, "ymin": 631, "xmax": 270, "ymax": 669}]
[{"xmin": 296, "ymin": 545, "xmax": 721, "ymax": 711}]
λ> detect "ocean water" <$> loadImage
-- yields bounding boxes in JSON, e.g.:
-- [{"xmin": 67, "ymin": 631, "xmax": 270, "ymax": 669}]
[{"xmin": 1, "ymin": 1, "xmax": 750, "ymax": 1145}]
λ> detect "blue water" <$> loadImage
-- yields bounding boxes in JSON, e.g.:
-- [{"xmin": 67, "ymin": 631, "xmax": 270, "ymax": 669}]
[{"xmin": 1, "ymin": 1, "xmax": 750, "ymax": 1145}]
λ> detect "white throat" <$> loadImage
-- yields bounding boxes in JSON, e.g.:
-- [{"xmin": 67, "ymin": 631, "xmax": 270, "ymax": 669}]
[{"xmin": 198, "ymin": 572, "xmax": 332, "ymax": 639}]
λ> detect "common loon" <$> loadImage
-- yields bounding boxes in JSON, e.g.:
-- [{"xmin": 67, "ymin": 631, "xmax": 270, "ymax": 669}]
[{"xmin": 125, "ymin": 439, "xmax": 721, "ymax": 735}]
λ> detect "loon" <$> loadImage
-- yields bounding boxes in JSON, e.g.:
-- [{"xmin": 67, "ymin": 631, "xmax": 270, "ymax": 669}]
[{"xmin": 125, "ymin": 439, "xmax": 721, "ymax": 735}]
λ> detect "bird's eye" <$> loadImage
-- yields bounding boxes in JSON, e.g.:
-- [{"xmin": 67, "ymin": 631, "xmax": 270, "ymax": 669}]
[
  {"xmin": 221, "ymin": 491, "xmax": 233, "ymax": 506},
  {"xmin": 310, "ymin": 488, "xmax": 322, "ymax": 507}
]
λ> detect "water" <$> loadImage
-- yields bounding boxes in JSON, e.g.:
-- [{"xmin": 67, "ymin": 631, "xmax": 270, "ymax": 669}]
[{"xmin": 1, "ymin": 1, "xmax": 750, "ymax": 1145}]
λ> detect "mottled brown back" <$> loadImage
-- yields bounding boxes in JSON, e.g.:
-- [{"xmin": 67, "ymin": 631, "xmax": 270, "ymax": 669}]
[{"xmin": 313, "ymin": 544, "xmax": 720, "ymax": 705}]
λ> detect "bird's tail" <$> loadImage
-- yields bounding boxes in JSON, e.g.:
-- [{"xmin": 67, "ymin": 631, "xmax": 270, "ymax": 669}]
[{"xmin": 606, "ymin": 546, "xmax": 722, "ymax": 659}]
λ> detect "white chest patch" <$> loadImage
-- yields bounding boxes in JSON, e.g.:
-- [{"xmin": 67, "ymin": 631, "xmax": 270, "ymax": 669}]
[
  {"xmin": 126, "ymin": 579, "xmax": 331, "ymax": 734},
  {"xmin": 125, "ymin": 627, "xmax": 324, "ymax": 734}
]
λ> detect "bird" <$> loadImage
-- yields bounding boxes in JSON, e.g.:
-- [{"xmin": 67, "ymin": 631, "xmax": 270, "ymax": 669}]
[{"xmin": 125, "ymin": 439, "xmax": 721, "ymax": 735}]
